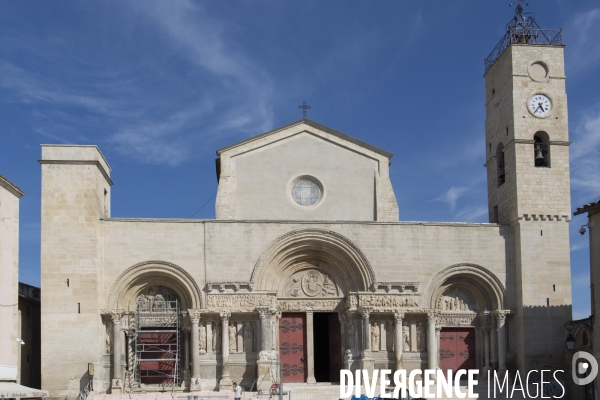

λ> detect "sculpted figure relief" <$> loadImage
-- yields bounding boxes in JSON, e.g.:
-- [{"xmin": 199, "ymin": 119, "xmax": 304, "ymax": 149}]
[
  {"xmin": 136, "ymin": 286, "xmax": 178, "ymax": 310},
  {"xmin": 229, "ymin": 324, "xmax": 237, "ymax": 352},
  {"xmin": 283, "ymin": 269, "xmax": 339, "ymax": 298},
  {"xmin": 360, "ymin": 295, "xmax": 419, "ymax": 309},
  {"xmin": 402, "ymin": 325, "xmax": 410, "ymax": 351},
  {"xmin": 438, "ymin": 287, "xmax": 477, "ymax": 312},
  {"xmin": 199, "ymin": 323, "xmax": 206, "ymax": 354},
  {"xmin": 213, "ymin": 323, "xmax": 221, "ymax": 352},
  {"xmin": 371, "ymin": 322, "xmax": 380, "ymax": 351},
  {"xmin": 243, "ymin": 322, "xmax": 254, "ymax": 352}
]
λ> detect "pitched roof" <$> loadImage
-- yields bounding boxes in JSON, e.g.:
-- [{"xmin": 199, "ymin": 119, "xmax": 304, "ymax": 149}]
[
  {"xmin": 0, "ymin": 173, "xmax": 24, "ymax": 198},
  {"xmin": 216, "ymin": 119, "xmax": 393, "ymax": 159},
  {"xmin": 574, "ymin": 199, "xmax": 600, "ymax": 216}
]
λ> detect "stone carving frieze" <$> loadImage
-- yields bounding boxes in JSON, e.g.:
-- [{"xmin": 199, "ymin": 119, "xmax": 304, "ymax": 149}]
[
  {"xmin": 206, "ymin": 293, "xmax": 276, "ymax": 311},
  {"xmin": 437, "ymin": 287, "xmax": 477, "ymax": 312},
  {"xmin": 277, "ymin": 299, "xmax": 344, "ymax": 312},
  {"xmin": 282, "ymin": 269, "xmax": 339, "ymax": 298},
  {"xmin": 359, "ymin": 294, "xmax": 419, "ymax": 310},
  {"xmin": 436, "ymin": 314, "xmax": 478, "ymax": 327}
]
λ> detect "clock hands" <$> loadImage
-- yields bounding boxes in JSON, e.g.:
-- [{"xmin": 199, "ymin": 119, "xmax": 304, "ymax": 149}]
[{"xmin": 536, "ymin": 103, "xmax": 544, "ymax": 113}]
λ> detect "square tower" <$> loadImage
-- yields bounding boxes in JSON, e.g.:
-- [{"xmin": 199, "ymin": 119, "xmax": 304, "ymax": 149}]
[{"xmin": 484, "ymin": 4, "xmax": 571, "ymax": 372}]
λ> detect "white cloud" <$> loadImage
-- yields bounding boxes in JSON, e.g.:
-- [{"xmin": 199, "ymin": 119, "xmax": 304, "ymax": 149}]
[
  {"xmin": 570, "ymin": 241, "xmax": 589, "ymax": 252},
  {"xmin": 455, "ymin": 206, "xmax": 488, "ymax": 223},
  {"xmin": 434, "ymin": 186, "xmax": 469, "ymax": 211}
]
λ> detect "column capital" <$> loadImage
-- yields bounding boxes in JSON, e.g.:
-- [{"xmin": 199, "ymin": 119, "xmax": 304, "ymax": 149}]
[
  {"xmin": 188, "ymin": 309, "xmax": 202, "ymax": 323},
  {"xmin": 220, "ymin": 311, "xmax": 231, "ymax": 320},
  {"xmin": 426, "ymin": 310, "xmax": 437, "ymax": 323},
  {"xmin": 494, "ymin": 310, "xmax": 509, "ymax": 324},
  {"xmin": 101, "ymin": 309, "xmax": 125, "ymax": 323},
  {"xmin": 393, "ymin": 311, "xmax": 404, "ymax": 322},
  {"xmin": 256, "ymin": 306, "xmax": 274, "ymax": 319},
  {"xmin": 359, "ymin": 306, "xmax": 373, "ymax": 318}
]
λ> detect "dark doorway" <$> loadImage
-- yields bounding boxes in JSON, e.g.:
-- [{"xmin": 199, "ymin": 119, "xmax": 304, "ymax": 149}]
[{"xmin": 313, "ymin": 313, "xmax": 341, "ymax": 382}]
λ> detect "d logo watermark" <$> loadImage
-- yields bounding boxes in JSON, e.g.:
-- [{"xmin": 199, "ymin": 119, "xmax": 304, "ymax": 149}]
[{"xmin": 572, "ymin": 351, "xmax": 598, "ymax": 386}]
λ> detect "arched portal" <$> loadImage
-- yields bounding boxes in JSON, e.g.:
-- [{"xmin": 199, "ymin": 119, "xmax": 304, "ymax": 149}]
[
  {"xmin": 251, "ymin": 228, "xmax": 375, "ymax": 294},
  {"xmin": 251, "ymin": 229, "xmax": 375, "ymax": 384},
  {"xmin": 106, "ymin": 261, "xmax": 202, "ymax": 390}
]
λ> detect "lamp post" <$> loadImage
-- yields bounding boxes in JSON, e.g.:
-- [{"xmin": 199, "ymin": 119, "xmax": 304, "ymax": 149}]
[{"xmin": 565, "ymin": 318, "xmax": 594, "ymax": 350}]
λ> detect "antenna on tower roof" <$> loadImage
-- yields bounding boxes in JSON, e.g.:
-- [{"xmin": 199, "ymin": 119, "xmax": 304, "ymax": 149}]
[{"xmin": 484, "ymin": 0, "xmax": 563, "ymax": 73}]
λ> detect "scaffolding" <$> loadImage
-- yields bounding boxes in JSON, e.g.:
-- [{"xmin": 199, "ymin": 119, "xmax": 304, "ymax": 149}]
[{"xmin": 132, "ymin": 296, "xmax": 181, "ymax": 390}]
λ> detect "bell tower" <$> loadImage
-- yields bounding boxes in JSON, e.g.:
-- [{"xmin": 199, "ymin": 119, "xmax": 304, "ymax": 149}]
[{"xmin": 484, "ymin": 1, "xmax": 572, "ymax": 372}]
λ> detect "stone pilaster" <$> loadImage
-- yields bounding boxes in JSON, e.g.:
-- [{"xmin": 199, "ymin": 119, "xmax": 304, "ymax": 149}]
[{"xmin": 306, "ymin": 311, "xmax": 316, "ymax": 384}]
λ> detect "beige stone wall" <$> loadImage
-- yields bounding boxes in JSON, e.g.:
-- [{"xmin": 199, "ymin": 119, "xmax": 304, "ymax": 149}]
[
  {"xmin": 40, "ymin": 145, "xmax": 112, "ymax": 395},
  {"xmin": 215, "ymin": 121, "xmax": 399, "ymax": 222},
  {"xmin": 0, "ymin": 175, "xmax": 23, "ymax": 381}
]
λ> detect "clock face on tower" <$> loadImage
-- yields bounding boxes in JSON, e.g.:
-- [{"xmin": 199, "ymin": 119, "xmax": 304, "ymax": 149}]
[{"xmin": 529, "ymin": 94, "xmax": 552, "ymax": 117}]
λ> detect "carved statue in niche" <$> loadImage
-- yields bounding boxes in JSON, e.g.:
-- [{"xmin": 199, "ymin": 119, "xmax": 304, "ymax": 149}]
[
  {"xmin": 437, "ymin": 287, "xmax": 477, "ymax": 312},
  {"xmin": 417, "ymin": 322, "xmax": 426, "ymax": 351},
  {"xmin": 243, "ymin": 322, "xmax": 254, "ymax": 352},
  {"xmin": 105, "ymin": 324, "xmax": 111, "ymax": 354},
  {"xmin": 402, "ymin": 325, "xmax": 410, "ymax": 351},
  {"xmin": 212, "ymin": 322, "xmax": 221, "ymax": 352},
  {"xmin": 386, "ymin": 321, "xmax": 394, "ymax": 351},
  {"xmin": 348, "ymin": 320, "xmax": 355, "ymax": 350},
  {"xmin": 229, "ymin": 324, "xmax": 237, "ymax": 352},
  {"xmin": 283, "ymin": 269, "xmax": 338, "ymax": 298},
  {"xmin": 371, "ymin": 322, "xmax": 380, "ymax": 351},
  {"xmin": 199, "ymin": 323, "xmax": 206, "ymax": 354}
]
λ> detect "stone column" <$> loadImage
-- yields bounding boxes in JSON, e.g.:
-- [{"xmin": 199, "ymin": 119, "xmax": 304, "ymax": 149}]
[
  {"xmin": 394, "ymin": 312, "xmax": 404, "ymax": 371},
  {"xmin": 496, "ymin": 311, "xmax": 508, "ymax": 374},
  {"xmin": 361, "ymin": 307, "xmax": 372, "ymax": 354},
  {"xmin": 360, "ymin": 307, "xmax": 374, "ymax": 374},
  {"xmin": 189, "ymin": 310, "xmax": 201, "ymax": 390},
  {"xmin": 183, "ymin": 328, "xmax": 190, "ymax": 372},
  {"xmin": 182, "ymin": 326, "xmax": 191, "ymax": 387},
  {"xmin": 219, "ymin": 312, "xmax": 232, "ymax": 391},
  {"xmin": 306, "ymin": 311, "xmax": 316, "ymax": 384},
  {"xmin": 339, "ymin": 313, "xmax": 347, "ymax": 358},
  {"xmin": 482, "ymin": 327, "xmax": 492, "ymax": 376},
  {"xmin": 256, "ymin": 307, "xmax": 275, "ymax": 391},
  {"xmin": 427, "ymin": 311, "xmax": 437, "ymax": 370},
  {"xmin": 490, "ymin": 319, "xmax": 498, "ymax": 369},
  {"xmin": 107, "ymin": 311, "xmax": 124, "ymax": 393}
]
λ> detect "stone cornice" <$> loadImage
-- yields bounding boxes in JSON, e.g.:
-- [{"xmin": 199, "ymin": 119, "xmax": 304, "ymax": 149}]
[
  {"xmin": 0, "ymin": 174, "xmax": 24, "ymax": 198},
  {"xmin": 38, "ymin": 159, "xmax": 113, "ymax": 186}
]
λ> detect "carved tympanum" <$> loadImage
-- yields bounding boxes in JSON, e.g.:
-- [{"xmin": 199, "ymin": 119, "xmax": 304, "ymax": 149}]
[
  {"xmin": 136, "ymin": 285, "xmax": 179, "ymax": 309},
  {"xmin": 438, "ymin": 287, "xmax": 477, "ymax": 312},
  {"xmin": 283, "ymin": 269, "xmax": 339, "ymax": 298}
]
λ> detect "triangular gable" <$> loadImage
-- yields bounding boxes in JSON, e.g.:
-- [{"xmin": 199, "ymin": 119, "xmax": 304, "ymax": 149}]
[{"xmin": 216, "ymin": 119, "xmax": 393, "ymax": 160}]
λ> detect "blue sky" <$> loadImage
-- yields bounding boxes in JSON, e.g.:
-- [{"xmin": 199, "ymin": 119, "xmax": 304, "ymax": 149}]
[{"xmin": 1, "ymin": 1, "xmax": 598, "ymax": 319}]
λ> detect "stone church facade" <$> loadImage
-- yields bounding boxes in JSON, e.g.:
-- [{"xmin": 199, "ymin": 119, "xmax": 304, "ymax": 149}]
[{"xmin": 40, "ymin": 13, "xmax": 572, "ymax": 399}]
